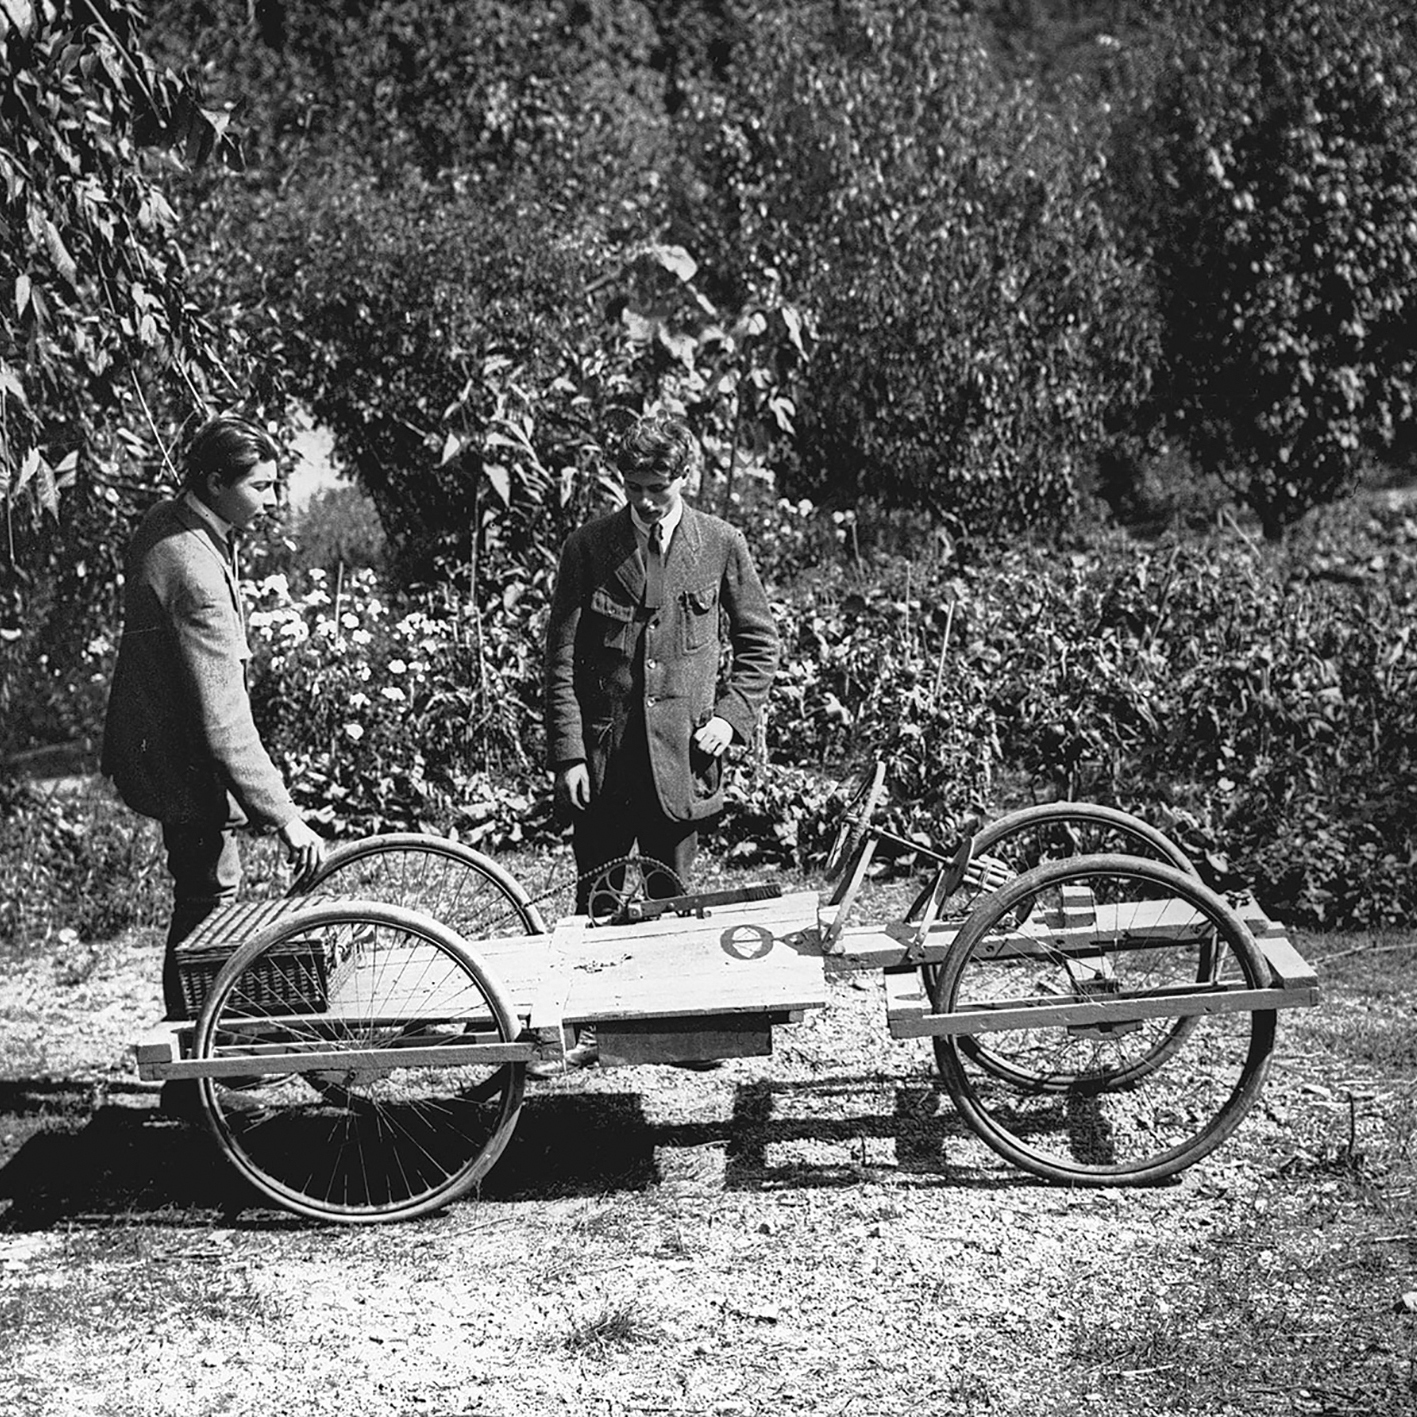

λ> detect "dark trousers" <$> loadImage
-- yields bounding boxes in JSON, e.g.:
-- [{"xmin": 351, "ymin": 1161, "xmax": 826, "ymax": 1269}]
[
  {"xmin": 161, "ymin": 819, "xmax": 242, "ymax": 1020},
  {"xmin": 572, "ymin": 715, "xmax": 698, "ymax": 912}
]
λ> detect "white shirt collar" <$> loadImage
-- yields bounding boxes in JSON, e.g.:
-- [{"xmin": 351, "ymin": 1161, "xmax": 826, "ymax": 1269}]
[
  {"xmin": 630, "ymin": 500, "xmax": 684, "ymax": 549},
  {"xmin": 182, "ymin": 489, "xmax": 235, "ymax": 544}
]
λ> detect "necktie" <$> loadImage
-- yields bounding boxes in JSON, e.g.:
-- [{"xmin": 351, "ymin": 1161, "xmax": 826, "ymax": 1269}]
[{"xmin": 644, "ymin": 522, "xmax": 665, "ymax": 610}]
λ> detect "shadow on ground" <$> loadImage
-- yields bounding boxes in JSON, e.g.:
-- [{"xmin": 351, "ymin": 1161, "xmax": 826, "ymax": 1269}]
[{"xmin": 0, "ymin": 1071, "xmax": 1004, "ymax": 1229}]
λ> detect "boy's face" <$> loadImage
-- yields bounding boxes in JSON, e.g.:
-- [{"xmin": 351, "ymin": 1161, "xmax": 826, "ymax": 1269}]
[
  {"xmin": 206, "ymin": 459, "xmax": 281, "ymax": 531},
  {"xmin": 622, "ymin": 466, "xmax": 686, "ymax": 524}
]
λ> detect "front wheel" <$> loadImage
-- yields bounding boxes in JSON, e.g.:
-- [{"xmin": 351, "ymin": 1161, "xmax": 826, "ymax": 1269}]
[
  {"xmin": 930, "ymin": 854, "xmax": 1275, "ymax": 1186},
  {"xmin": 193, "ymin": 901, "xmax": 525, "ymax": 1222}
]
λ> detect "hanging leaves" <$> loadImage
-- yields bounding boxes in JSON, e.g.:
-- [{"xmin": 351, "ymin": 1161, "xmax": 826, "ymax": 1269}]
[{"xmin": 0, "ymin": 0, "xmax": 242, "ymax": 538}]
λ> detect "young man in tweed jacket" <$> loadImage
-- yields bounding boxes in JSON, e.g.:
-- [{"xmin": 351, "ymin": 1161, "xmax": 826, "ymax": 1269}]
[
  {"xmin": 544, "ymin": 411, "xmax": 780, "ymax": 934},
  {"xmin": 102, "ymin": 414, "xmax": 326, "ymax": 1023}
]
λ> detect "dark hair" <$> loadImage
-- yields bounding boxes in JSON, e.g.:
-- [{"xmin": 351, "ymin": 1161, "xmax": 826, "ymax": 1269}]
[
  {"xmin": 615, "ymin": 411, "xmax": 701, "ymax": 483},
  {"xmin": 181, "ymin": 413, "xmax": 280, "ymax": 491}
]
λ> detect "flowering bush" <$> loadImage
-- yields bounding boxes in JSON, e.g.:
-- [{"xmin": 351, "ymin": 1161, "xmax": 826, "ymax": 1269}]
[{"xmin": 245, "ymin": 568, "xmax": 549, "ymax": 842}]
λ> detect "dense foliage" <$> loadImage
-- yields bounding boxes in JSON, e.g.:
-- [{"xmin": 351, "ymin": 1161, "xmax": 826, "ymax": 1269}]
[
  {"xmin": 236, "ymin": 493, "xmax": 1417, "ymax": 932},
  {"xmin": 1131, "ymin": 0, "xmax": 1417, "ymax": 537},
  {"xmin": 6, "ymin": 0, "xmax": 1417, "ymax": 946},
  {"xmin": 676, "ymin": 1, "xmax": 1157, "ymax": 529},
  {"xmin": 0, "ymin": 0, "xmax": 249, "ymax": 748}
]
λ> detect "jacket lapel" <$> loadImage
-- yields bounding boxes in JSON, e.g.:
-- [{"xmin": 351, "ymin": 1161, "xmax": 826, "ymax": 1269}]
[
  {"xmin": 662, "ymin": 505, "xmax": 703, "ymax": 600},
  {"xmin": 608, "ymin": 506, "xmax": 646, "ymax": 603}
]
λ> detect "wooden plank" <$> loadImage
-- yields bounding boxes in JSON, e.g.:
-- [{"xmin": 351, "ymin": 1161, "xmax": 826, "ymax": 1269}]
[
  {"xmin": 1258, "ymin": 932, "xmax": 1319, "ymax": 995},
  {"xmin": 1059, "ymin": 881, "xmax": 1097, "ymax": 929},
  {"xmin": 159, "ymin": 1040, "xmax": 535, "ymax": 1080},
  {"xmin": 527, "ymin": 920, "xmax": 579, "ymax": 1041},
  {"xmin": 133, "ymin": 1023, "xmax": 182, "ymax": 1068},
  {"xmin": 884, "ymin": 967, "xmax": 931, "ymax": 1024},
  {"xmin": 558, "ymin": 890, "xmax": 827, "ymax": 1024},
  {"xmin": 599, "ymin": 1014, "xmax": 773, "ymax": 1066},
  {"xmin": 837, "ymin": 893, "xmax": 1289, "ymax": 971},
  {"xmin": 886, "ymin": 972, "xmax": 1320, "ymax": 1041}
]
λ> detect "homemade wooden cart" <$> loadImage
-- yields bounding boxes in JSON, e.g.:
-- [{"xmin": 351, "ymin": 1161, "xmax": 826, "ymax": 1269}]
[{"xmin": 134, "ymin": 770, "xmax": 1319, "ymax": 1223}]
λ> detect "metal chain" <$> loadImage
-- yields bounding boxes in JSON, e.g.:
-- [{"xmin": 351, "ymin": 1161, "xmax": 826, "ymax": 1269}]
[{"xmin": 504, "ymin": 854, "xmax": 687, "ymax": 930}]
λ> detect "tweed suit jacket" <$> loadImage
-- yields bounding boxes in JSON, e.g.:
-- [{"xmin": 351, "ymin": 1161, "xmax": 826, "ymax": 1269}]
[
  {"xmin": 545, "ymin": 504, "xmax": 780, "ymax": 822},
  {"xmin": 101, "ymin": 497, "xmax": 297, "ymax": 829}
]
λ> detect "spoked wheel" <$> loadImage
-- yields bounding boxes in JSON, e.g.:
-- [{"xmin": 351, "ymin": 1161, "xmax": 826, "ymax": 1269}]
[
  {"xmin": 585, "ymin": 856, "xmax": 685, "ymax": 927},
  {"xmin": 921, "ymin": 802, "xmax": 1197, "ymax": 923},
  {"xmin": 919, "ymin": 803, "xmax": 1201, "ymax": 1081},
  {"xmin": 930, "ymin": 854, "xmax": 1275, "ymax": 1186},
  {"xmin": 192, "ymin": 901, "xmax": 526, "ymax": 1223},
  {"xmin": 293, "ymin": 833, "xmax": 548, "ymax": 939}
]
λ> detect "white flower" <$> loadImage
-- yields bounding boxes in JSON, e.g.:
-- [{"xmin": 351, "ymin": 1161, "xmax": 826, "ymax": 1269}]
[
  {"xmin": 341, "ymin": 612, "xmax": 361, "ymax": 629},
  {"xmin": 380, "ymin": 685, "xmax": 406, "ymax": 702},
  {"xmin": 388, "ymin": 658, "xmax": 407, "ymax": 675},
  {"xmin": 343, "ymin": 722, "xmax": 365, "ymax": 742}
]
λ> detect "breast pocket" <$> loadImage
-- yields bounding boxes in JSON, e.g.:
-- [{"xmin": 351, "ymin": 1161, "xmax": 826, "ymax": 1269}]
[
  {"xmin": 588, "ymin": 586, "xmax": 636, "ymax": 651},
  {"xmin": 681, "ymin": 584, "xmax": 719, "ymax": 653}
]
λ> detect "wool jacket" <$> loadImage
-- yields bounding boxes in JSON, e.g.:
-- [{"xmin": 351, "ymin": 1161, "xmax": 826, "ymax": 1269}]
[
  {"xmin": 101, "ymin": 497, "xmax": 297, "ymax": 828},
  {"xmin": 544, "ymin": 503, "xmax": 779, "ymax": 821}
]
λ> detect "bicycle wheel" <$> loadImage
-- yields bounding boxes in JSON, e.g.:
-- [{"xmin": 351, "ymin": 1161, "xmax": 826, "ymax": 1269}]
[
  {"xmin": 823, "ymin": 761, "xmax": 887, "ymax": 885},
  {"xmin": 294, "ymin": 833, "xmax": 547, "ymax": 939},
  {"xmin": 192, "ymin": 901, "xmax": 525, "ymax": 1222},
  {"xmin": 921, "ymin": 803, "xmax": 1201, "ymax": 1081},
  {"xmin": 936, "ymin": 802, "xmax": 1196, "ymax": 920},
  {"xmin": 931, "ymin": 854, "xmax": 1275, "ymax": 1185}
]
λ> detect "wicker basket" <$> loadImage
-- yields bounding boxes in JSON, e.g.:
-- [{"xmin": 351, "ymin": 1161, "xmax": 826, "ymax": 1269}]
[{"xmin": 174, "ymin": 898, "xmax": 333, "ymax": 1020}]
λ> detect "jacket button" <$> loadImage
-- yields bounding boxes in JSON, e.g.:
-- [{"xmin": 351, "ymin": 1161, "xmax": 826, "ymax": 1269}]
[
  {"xmin": 646, "ymin": 695, "xmax": 656, "ymax": 706},
  {"xmin": 646, "ymin": 658, "xmax": 657, "ymax": 669}
]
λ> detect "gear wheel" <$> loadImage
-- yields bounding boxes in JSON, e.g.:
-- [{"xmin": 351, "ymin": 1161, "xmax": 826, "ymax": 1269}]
[{"xmin": 583, "ymin": 855, "xmax": 686, "ymax": 927}]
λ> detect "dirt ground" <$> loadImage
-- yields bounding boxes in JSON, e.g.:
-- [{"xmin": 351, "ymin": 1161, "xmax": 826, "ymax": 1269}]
[{"xmin": 1, "ymin": 919, "xmax": 1414, "ymax": 1417}]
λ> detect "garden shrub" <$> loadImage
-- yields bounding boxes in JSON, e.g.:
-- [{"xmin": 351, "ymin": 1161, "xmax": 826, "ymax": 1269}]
[
  {"xmin": 1129, "ymin": 0, "xmax": 1417, "ymax": 538},
  {"xmin": 673, "ymin": 0, "xmax": 1157, "ymax": 533}
]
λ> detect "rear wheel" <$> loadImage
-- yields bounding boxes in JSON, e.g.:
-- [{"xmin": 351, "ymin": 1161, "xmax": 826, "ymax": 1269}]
[
  {"xmin": 930, "ymin": 854, "xmax": 1275, "ymax": 1185},
  {"xmin": 294, "ymin": 833, "xmax": 546, "ymax": 939},
  {"xmin": 193, "ymin": 901, "xmax": 525, "ymax": 1222}
]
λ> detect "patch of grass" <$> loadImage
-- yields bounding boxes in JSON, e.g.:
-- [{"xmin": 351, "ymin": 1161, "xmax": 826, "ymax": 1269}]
[
  {"xmin": 0, "ymin": 1232, "xmax": 285, "ymax": 1345},
  {"xmin": 562, "ymin": 1296, "xmax": 659, "ymax": 1353}
]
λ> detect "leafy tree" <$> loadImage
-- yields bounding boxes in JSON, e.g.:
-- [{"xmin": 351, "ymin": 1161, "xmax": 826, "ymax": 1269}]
[
  {"xmin": 0, "ymin": 0, "xmax": 245, "ymax": 752},
  {"xmin": 673, "ymin": 0, "xmax": 1157, "ymax": 533},
  {"xmin": 1134, "ymin": 0, "xmax": 1417, "ymax": 538}
]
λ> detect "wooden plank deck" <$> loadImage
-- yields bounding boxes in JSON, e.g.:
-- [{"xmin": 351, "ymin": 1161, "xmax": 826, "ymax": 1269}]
[{"xmin": 548, "ymin": 889, "xmax": 827, "ymax": 1025}]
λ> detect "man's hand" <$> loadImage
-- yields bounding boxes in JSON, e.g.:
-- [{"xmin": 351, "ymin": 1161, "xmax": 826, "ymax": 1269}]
[
  {"xmin": 280, "ymin": 817, "xmax": 327, "ymax": 879},
  {"xmin": 693, "ymin": 715, "xmax": 734, "ymax": 757},
  {"xmin": 556, "ymin": 761, "xmax": 592, "ymax": 814}
]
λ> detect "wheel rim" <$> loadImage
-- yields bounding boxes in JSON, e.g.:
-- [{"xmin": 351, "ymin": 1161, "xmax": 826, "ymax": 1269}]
[
  {"xmin": 294, "ymin": 833, "xmax": 547, "ymax": 940},
  {"xmin": 932, "ymin": 854, "xmax": 1275, "ymax": 1185},
  {"xmin": 194, "ymin": 903, "xmax": 524, "ymax": 1222},
  {"xmin": 923, "ymin": 805, "xmax": 1200, "ymax": 1084},
  {"xmin": 947, "ymin": 803, "xmax": 1196, "ymax": 920},
  {"xmin": 823, "ymin": 760, "xmax": 887, "ymax": 884}
]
